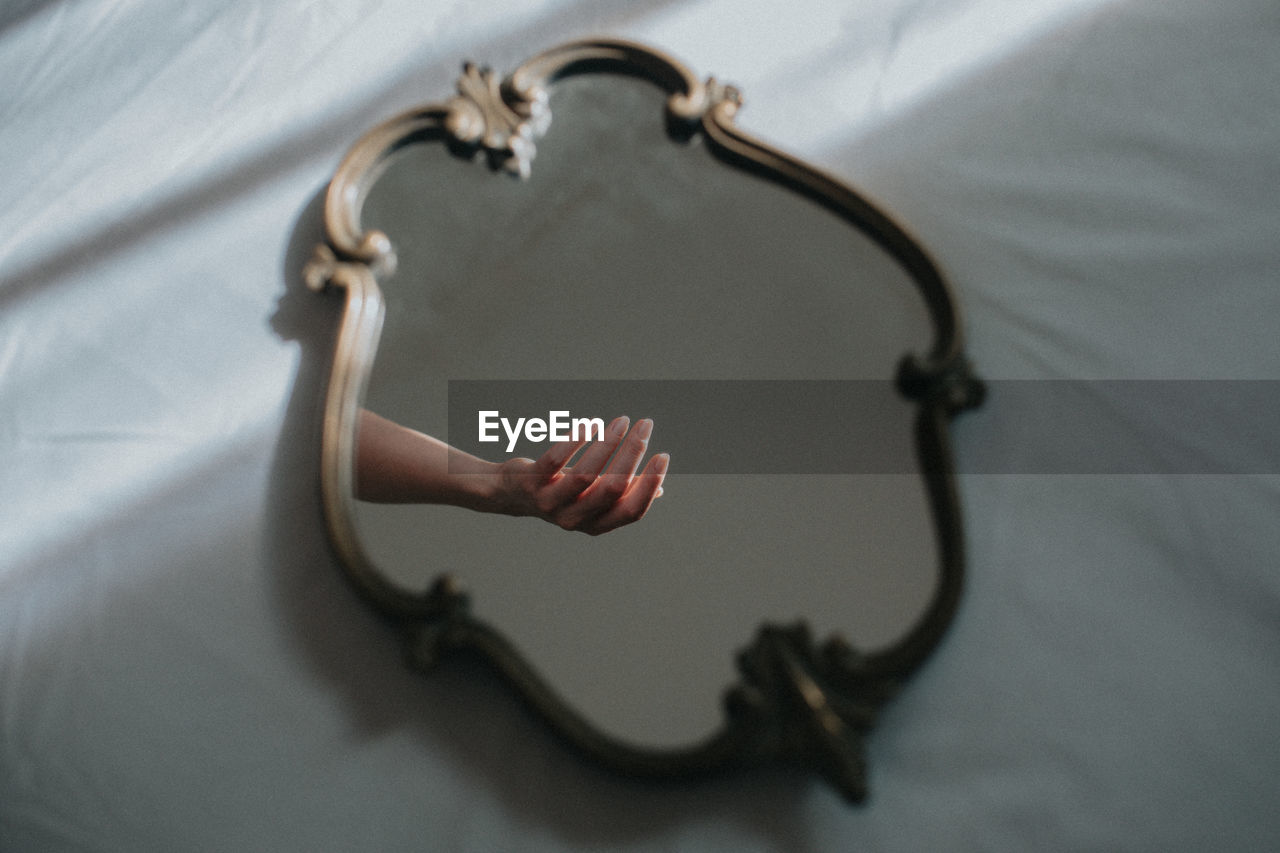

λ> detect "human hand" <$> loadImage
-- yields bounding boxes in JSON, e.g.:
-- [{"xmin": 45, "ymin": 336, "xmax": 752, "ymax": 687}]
[{"xmin": 493, "ymin": 416, "xmax": 668, "ymax": 535}]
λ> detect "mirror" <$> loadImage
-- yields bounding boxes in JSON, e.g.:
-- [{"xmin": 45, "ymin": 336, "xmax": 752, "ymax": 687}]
[{"xmin": 304, "ymin": 39, "xmax": 982, "ymax": 802}]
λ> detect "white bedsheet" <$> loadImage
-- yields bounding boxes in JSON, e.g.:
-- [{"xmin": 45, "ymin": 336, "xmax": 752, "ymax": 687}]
[{"xmin": 3, "ymin": 1, "xmax": 1277, "ymax": 850}]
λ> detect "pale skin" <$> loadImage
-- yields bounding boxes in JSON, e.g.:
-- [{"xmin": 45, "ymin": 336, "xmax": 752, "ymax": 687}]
[{"xmin": 355, "ymin": 410, "xmax": 668, "ymax": 536}]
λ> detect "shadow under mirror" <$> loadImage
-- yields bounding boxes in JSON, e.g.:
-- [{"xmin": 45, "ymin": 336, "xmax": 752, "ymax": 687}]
[{"xmin": 354, "ymin": 71, "xmax": 935, "ymax": 750}]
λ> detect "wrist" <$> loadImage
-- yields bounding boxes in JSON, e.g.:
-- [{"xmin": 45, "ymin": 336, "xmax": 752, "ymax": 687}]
[{"xmin": 445, "ymin": 455, "xmax": 506, "ymax": 513}]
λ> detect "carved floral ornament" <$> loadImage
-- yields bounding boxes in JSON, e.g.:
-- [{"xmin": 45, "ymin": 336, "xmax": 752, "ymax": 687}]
[{"xmin": 305, "ymin": 38, "xmax": 982, "ymax": 803}]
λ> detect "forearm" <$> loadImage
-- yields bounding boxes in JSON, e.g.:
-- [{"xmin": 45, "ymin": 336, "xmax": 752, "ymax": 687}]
[{"xmin": 355, "ymin": 410, "xmax": 501, "ymax": 510}]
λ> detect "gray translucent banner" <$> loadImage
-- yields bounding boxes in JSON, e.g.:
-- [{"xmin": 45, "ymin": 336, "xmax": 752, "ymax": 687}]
[{"xmin": 443, "ymin": 380, "xmax": 1280, "ymax": 475}]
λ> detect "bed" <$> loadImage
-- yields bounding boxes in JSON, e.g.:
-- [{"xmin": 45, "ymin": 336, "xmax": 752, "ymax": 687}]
[{"xmin": 2, "ymin": 1, "xmax": 1277, "ymax": 849}]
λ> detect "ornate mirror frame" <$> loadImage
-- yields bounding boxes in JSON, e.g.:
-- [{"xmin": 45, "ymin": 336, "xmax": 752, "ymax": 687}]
[{"xmin": 303, "ymin": 38, "xmax": 983, "ymax": 803}]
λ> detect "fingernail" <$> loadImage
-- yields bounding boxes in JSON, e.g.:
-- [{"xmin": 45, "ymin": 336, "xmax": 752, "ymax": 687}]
[
  {"xmin": 634, "ymin": 418, "xmax": 653, "ymax": 440},
  {"xmin": 655, "ymin": 453, "xmax": 670, "ymax": 473},
  {"xmin": 611, "ymin": 416, "xmax": 630, "ymax": 436}
]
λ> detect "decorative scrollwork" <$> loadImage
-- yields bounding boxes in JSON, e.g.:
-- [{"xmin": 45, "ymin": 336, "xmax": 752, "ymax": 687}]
[
  {"xmin": 702, "ymin": 77, "xmax": 743, "ymax": 116},
  {"xmin": 302, "ymin": 243, "xmax": 386, "ymax": 293},
  {"xmin": 897, "ymin": 353, "xmax": 987, "ymax": 414},
  {"xmin": 404, "ymin": 575, "xmax": 475, "ymax": 668},
  {"xmin": 725, "ymin": 623, "xmax": 897, "ymax": 802},
  {"xmin": 446, "ymin": 62, "xmax": 548, "ymax": 178}
]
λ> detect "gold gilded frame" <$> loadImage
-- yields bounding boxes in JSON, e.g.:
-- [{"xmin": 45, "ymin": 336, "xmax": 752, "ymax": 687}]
[{"xmin": 303, "ymin": 38, "xmax": 983, "ymax": 802}]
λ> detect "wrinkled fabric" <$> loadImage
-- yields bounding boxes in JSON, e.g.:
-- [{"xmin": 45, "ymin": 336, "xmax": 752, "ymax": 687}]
[{"xmin": 2, "ymin": 0, "xmax": 1278, "ymax": 850}]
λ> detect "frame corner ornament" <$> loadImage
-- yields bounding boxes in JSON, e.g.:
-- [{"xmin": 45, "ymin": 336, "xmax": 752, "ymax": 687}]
[
  {"xmin": 447, "ymin": 61, "xmax": 549, "ymax": 179},
  {"xmin": 897, "ymin": 352, "xmax": 987, "ymax": 415},
  {"xmin": 724, "ymin": 622, "xmax": 896, "ymax": 802}
]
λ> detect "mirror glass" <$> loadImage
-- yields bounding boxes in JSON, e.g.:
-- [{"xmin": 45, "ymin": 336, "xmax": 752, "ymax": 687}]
[{"xmin": 352, "ymin": 73, "xmax": 935, "ymax": 748}]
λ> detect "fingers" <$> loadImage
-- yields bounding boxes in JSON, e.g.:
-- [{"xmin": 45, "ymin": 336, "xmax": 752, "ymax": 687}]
[
  {"xmin": 604, "ymin": 417, "xmax": 652, "ymax": 481},
  {"xmin": 521, "ymin": 415, "xmax": 669, "ymax": 533},
  {"xmin": 533, "ymin": 434, "xmax": 590, "ymax": 483},
  {"xmin": 584, "ymin": 452, "xmax": 669, "ymax": 535},
  {"xmin": 494, "ymin": 414, "xmax": 667, "ymax": 528},
  {"xmin": 555, "ymin": 417, "xmax": 653, "ymax": 526},
  {"xmin": 544, "ymin": 415, "xmax": 629, "ymax": 504}
]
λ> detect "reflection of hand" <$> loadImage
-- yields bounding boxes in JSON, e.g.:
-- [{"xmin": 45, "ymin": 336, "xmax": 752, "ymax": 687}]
[
  {"xmin": 495, "ymin": 416, "xmax": 669, "ymax": 535},
  {"xmin": 356, "ymin": 410, "xmax": 667, "ymax": 535}
]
